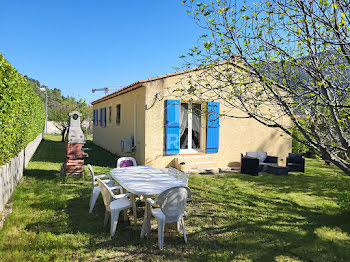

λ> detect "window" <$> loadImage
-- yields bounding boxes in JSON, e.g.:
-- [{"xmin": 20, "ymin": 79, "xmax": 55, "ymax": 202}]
[
  {"xmin": 116, "ymin": 104, "xmax": 121, "ymax": 125},
  {"xmin": 180, "ymin": 103, "xmax": 201, "ymax": 151},
  {"xmin": 95, "ymin": 109, "xmax": 98, "ymax": 126},
  {"xmin": 104, "ymin": 107, "xmax": 106, "ymax": 127},
  {"xmin": 100, "ymin": 108, "xmax": 103, "ymax": 126},
  {"xmin": 109, "ymin": 106, "xmax": 112, "ymax": 123},
  {"xmin": 165, "ymin": 100, "xmax": 220, "ymax": 155}
]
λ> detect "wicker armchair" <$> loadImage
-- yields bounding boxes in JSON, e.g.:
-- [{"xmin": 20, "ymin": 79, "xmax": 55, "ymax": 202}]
[{"xmin": 286, "ymin": 153, "xmax": 305, "ymax": 172}]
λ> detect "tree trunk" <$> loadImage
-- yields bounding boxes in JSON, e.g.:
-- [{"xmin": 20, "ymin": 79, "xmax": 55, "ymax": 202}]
[
  {"xmin": 61, "ymin": 127, "xmax": 67, "ymax": 142},
  {"xmin": 322, "ymin": 149, "xmax": 350, "ymax": 176}
]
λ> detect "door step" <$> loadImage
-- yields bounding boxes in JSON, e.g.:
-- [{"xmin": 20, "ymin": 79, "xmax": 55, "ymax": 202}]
[
  {"xmin": 175, "ymin": 155, "xmax": 216, "ymax": 171},
  {"xmin": 177, "ymin": 161, "xmax": 217, "ymax": 170},
  {"xmin": 181, "ymin": 167, "xmax": 241, "ymax": 174},
  {"xmin": 182, "ymin": 167, "xmax": 220, "ymax": 174}
]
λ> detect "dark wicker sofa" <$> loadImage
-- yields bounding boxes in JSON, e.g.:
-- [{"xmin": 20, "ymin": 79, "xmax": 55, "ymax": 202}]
[{"xmin": 241, "ymin": 152, "xmax": 287, "ymax": 175}]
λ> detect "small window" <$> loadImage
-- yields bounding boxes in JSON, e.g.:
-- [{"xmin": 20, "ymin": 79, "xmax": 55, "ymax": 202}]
[
  {"xmin": 100, "ymin": 108, "xmax": 103, "ymax": 126},
  {"xmin": 109, "ymin": 106, "xmax": 112, "ymax": 123},
  {"xmin": 96, "ymin": 109, "xmax": 98, "ymax": 126},
  {"xmin": 104, "ymin": 107, "xmax": 106, "ymax": 127},
  {"xmin": 116, "ymin": 104, "xmax": 121, "ymax": 125}
]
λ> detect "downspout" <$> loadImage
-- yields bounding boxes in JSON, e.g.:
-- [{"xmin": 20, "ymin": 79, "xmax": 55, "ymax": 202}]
[{"xmin": 133, "ymin": 102, "xmax": 137, "ymax": 153}]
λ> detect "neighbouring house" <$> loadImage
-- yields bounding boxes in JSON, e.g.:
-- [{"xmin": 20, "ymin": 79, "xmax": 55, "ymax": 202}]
[{"xmin": 91, "ymin": 65, "xmax": 292, "ymax": 173}]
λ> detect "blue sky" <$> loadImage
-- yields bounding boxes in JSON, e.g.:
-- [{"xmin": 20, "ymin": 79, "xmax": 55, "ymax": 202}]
[{"xmin": 1, "ymin": 1, "xmax": 203, "ymax": 103}]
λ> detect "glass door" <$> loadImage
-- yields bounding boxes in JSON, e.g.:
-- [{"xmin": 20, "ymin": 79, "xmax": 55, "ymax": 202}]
[{"xmin": 180, "ymin": 103, "xmax": 202, "ymax": 153}]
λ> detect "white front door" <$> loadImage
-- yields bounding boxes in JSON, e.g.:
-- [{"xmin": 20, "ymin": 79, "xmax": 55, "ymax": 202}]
[{"xmin": 180, "ymin": 103, "xmax": 202, "ymax": 154}]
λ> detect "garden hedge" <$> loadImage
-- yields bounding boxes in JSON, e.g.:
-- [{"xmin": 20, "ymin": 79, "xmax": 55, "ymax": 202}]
[{"xmin": 0, "ymin": 53, "xmax": 45, "ymax": 166}]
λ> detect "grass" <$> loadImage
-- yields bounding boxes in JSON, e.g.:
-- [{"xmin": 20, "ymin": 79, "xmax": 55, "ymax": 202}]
[{"xmin": 0, "ymin": 135, "xmax": 350, "ymax": 261}]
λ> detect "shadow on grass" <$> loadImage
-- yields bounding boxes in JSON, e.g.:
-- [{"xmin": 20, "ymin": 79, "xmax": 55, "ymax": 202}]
[
  {"xmin": 13, "ymin": 136, "xmax": 350, "ymax": 261},
  {"xmin": 31, "ymin": 138, "xmax": 119, "ymax": 168},
  {"xmin": 24, "ymin": 169, "xmax": 59, "ymax": 180},
  {"xmin": 186, "ymin": 186, "xmax": 350, "ymax": 261},
  {"xmin": 31, "ymin": 139, "xmax": 65, "ymax": 163},
  {"xmin": 60, "ymin": 172, "xmax": 350, "ymax": 261},
  {"xmin": 234, "ymin": 160, "xmax": 349, "ymax": 200},
  {"xmin": 84, "ymin": 140, "xmax": 119, "ymax": 168}
]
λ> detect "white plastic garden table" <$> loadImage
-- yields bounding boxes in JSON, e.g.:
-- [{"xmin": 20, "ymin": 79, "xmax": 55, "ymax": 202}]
[{"xmin": 110, "ymin": 166, "xmax": 186, "ymax": 238}]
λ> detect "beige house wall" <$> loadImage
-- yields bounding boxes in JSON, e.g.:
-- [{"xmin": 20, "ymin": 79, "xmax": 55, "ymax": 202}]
[
  {"xmin": 144, "ymin": 73, "xmax": 292, "ymax": 168},
  {"xmin": 92, "ymin": 87, "xmax": 146, "ymax": 165}
]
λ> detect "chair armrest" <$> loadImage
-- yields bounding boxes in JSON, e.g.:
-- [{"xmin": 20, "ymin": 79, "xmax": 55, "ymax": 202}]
[
  {"xmin": 95, "ymin": 174, "xmax": 111, "ymax": 179},
  {"xmin": 241, "ymin": 156, "xmax": 259, "ymax": 175},
  {"xmin": 265, "ymin": 156, "xmax": 278, "ymax": 164},
  {"xmin": 109, "ymin": 185, "xmax": 122, "ymax": 191},
  {"xmin": 241, "ymin": 156, "xmax": 259, "ymax": 166},
  {"xmin": 113, "ymin": 193, "xmax": 131, "ymax": 200},
  {"xmin": 287, "ymin": 156, "xmax": 305, "ymax": 164},
  {"xmin": 146, "ymin": 198, "xmax": 157, "ymax": 207},
  {"xmin": 94, "ymin": 179, "xmax": 114, "ymax": 186}
]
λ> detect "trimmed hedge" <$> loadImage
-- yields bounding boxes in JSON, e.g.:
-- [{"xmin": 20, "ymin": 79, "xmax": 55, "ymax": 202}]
[{"xmin": 0, "ymin": 53, "xmax": 45, "ymax": 166}]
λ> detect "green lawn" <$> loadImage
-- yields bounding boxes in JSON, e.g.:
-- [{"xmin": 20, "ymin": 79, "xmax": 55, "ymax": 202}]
[{"xmin": 0, "ymin": 135, "xmax": 350, "ymax": 261}]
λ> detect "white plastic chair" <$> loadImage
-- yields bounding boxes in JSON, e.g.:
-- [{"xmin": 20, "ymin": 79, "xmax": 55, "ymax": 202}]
[
  {"xmin": 168, "ymin": 167, "xmax": 189, "ymax": 186},
  {"xmin": 117, "ymin": 157, "xmax": 137, "ymax": 168},
  {"xmin": 88, "ymin": 164, "xmax": 123, "ymax": 214},
  {"xmin": 168, "ymin": 167, "xmax": 190, "ymax": 218},
  {"xmin": 116, "ymin": 157, "xmax": 138, "ymax": 224},
  {"xmin": 146, "ymin": 186, "xmax": 191, "ymax": 250},
  {"xmin": 96, "ymin": 178, "xmax": 132, "ymax": 237}
]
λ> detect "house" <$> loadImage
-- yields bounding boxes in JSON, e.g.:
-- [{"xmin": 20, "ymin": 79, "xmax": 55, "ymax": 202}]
[{"xmin": 91, "ymin": 65, "xmax": 292, "ymax": 173}]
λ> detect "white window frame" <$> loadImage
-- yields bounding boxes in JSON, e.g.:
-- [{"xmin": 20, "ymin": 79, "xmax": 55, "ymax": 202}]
[{"xmin": 179, "ymin": 103, "xmax": 203, "ymax": 154}]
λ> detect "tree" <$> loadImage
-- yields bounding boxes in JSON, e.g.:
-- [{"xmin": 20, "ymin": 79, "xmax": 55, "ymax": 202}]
[
  {"xmin": 178, "ymin": 0, "xmax": 350, "ymax": 175},
  {"xmin": 25, "ymin": 76, "xmax": 92, "ymax": 141},
  {"xmin": 50, "ymin": 97, "xmax": 92, "ymax": 142}
]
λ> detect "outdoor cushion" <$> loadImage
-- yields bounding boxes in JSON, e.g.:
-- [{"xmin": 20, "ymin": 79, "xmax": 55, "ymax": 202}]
[
  {"xmin": 119, "ymin": 160, "xmax": 134, "ymax": 167},
  {"xmin": 246, "ymin": 152, "xmax": 267, "ymax": 163}
]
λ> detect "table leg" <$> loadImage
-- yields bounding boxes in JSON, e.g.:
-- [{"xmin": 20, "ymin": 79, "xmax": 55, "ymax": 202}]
[
  {"xmin": 131, "ymin": 194, "xmax": 137, "ymax": 226},
  {"xmin": 122, "ymin": 189, "xmax": 128, "ymax": 221},
  {"xmin": 123, "ymin": 209, "xmax": 128, "ymax": 221},
  {"xmin": 140, "ymin": 195, "xmax": 151, "ymax": 238}
]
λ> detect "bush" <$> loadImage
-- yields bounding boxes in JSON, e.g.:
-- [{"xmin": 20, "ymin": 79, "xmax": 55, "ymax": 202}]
[{"xmin": 0, "ymin": 53, "xmax": 45, "ymax": 166}]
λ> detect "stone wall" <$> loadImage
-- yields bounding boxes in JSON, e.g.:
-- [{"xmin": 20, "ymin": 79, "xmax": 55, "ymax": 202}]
[{"xmin": 0, "ymin": 133, "xmax": 43, "ymax": 212}]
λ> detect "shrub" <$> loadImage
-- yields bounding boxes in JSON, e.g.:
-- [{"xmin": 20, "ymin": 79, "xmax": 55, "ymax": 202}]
[{"xmin": 0, "ymin": 53, "xmax": 45, "ymax": 166}]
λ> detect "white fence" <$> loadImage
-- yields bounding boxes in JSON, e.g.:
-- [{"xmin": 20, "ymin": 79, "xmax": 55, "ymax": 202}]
[{"xmin": 0, "ymin": 133, "xmax": 43, "ymax": 212}]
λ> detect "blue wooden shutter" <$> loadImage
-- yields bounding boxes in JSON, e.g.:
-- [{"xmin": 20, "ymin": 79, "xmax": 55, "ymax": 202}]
[
  {"xmin": 100, "ymin": 108, "xmax": 102, "ymax": 126},
  {"xmin": 96, "ymin": 110, "xmax": 98, "ymax": 126},
  {"xmin": 165, "ymin": 100, "xmax": 180, "ymax": 155},
  {"xmin": 93, "ymin": 110, "xmax": 95, "ymax": 125},
  {"xmin": 206, "ymin": 101, "xmax": 220, "ymax": 153},
  {"xmin": 104, "ymin": 107, "xmax": 106, "ymax": 127}
]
